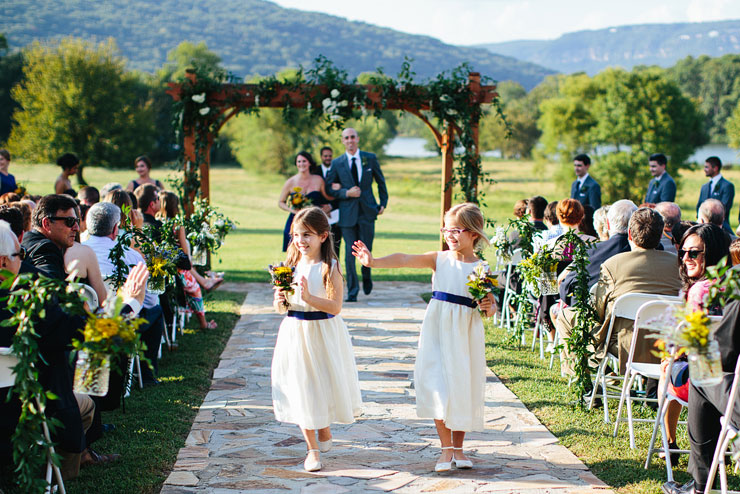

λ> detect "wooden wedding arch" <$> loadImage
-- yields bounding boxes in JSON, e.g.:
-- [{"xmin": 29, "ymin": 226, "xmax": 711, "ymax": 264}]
[{"xmin": 167, "ymin": 68, "xmax": 499, "ymax": 246}]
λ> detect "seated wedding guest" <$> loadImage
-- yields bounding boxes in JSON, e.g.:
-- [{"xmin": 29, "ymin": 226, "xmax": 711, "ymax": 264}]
[
  {"xmin": 55, "ymin": 153, "xmax": 80, "ymax": 197},
  {"xmin": 64, "ymin": 203, "xmax": 107, "ymax": 304},
  {"xmin": 554, "ymin": 208, "xmax": 682, "ymax": 377},
  {"xmin": 78, "ymin": 186, "xmax": 100, "ymax": 207},
  {"xmin": 527, "ymin": 196, "xmax": 549, "ymax": 231},
  {"xmin": 579, "ymin": 205, "xmax": 598, "ymax": 239},
  {"xmin": 0, "ymin": 207, "xmax": 24, "ymax": 241},
  {"xmin": 557, "ymin": 200, "xmax": 636, "ymax": 307},
  {"xmin": 698, "ymin": 198, "xmax": 735, "ymax": 243},
  {"xmin": 157, "ymin": 191, "xmax": 221, "ymax": 330},
  {"xmin": 9, "ymin": 201, "xmax": 32, "ymax": 232},
  {"xmin": 731, "ymin": 238, "xmax": 740, "ymax": 265},
  {"xmin": 508, "ymin": 198, "xmax": 530, "ymax": 247},
  {"xmin": 100, "ymin": 182, "xmax": 122, "ymax": 198},
  {"xmin": 593, "ymin": 205, "xmax": 611, "ymax": 241},
  {"xmin": 0, "ymin": 149, "xmax": 16, "ymax": 195},
  {"xmin": 21, "ymin": 194, "xmax": 79, "ymax": 280},
  {"xmin": 126, "ymin": 155, "xmax": 163, "ymax": 192},
  {"xmin": 0, "ymin": 221, "xmax": 149, "ymax": 477},
  {"xmin": 82, "ymin": 202, "xmax": 164, "ymax": 386},
  {"xmin": 0, "ymin": 193, "xmax": 20, "ymax": 205},
  {"xmin": 547, "ymin": 198, "xmax": 597, "ymax": 247},
  {"xmin": 655, "ymin": 202, "xmax": 681, "ymax": 253},
  {"xmin": 542, "ymin": 201, "xmax": 564, "ymax": 242},
  {"xmin": 662, "ymin": 297, "xmax": 740, "ymax": 494},
  {"xmin": 104, "ymin": 189, "xmax": 143, "ymax": 232},
  {"xmin": 659, "ymin": 223, "xmax": 728, "ymax": 465},
  {"xmin": 672, "ymin": 221, "xmax": 696, "ymax": 251}
]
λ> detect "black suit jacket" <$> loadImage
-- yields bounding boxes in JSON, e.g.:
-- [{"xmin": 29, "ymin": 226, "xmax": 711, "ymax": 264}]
[
  {"xmin": 21, "ymin": 230, "xmax": 66, "ymax": 280},
  {"xmin": 559, "ymin": 233, "xmax": 631, "ymax": 303},
  {"xmin": 696, "ymin": 177, "xmax": 735, "ymax": 232}
]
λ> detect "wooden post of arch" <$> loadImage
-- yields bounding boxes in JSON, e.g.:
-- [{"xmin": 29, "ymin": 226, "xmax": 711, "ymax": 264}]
[{"xmin": 440, "ymin": 125, "xmax": 455, "ymax": 249}]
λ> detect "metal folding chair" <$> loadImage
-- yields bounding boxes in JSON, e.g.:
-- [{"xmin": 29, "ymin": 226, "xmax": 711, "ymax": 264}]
[{"xmin": 589, "ymin": 292, "xmax": 682, "ymax": 423}]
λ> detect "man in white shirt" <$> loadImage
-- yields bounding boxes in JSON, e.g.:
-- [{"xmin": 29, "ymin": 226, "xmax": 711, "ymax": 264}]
[
  {"xmin": 696, "ymin": 156, "xmax": 735, "ymax": 234},
  {"xmin": 83, "ymin": 202, "xmax": 163, "ymax": 385},
  {"xmin": 570, "ymin": 154, "xmax": 601, "ymax": 210}
]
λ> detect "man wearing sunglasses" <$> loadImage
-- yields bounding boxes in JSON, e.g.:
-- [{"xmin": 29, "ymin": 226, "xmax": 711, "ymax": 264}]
[{"xmin": 20, "ymin": 194, "xmax": 79, "ymax": 280}]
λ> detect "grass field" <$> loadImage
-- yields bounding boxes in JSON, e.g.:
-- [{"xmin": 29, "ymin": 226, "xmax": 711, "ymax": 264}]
[
  {"xmin": 10, "ymin": 156, "xmax": 740, "ymax": 283},
  {"xmin": 6, "ymin": 157, "xmax": 740, "ymax": 493}
]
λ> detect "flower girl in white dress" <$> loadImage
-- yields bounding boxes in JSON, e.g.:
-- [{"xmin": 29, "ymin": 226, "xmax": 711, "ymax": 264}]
[
  {"xmin": 272, "ymin": 207, "xmax": 362, "ymax": 472},
  {"xmin": 352, "ymin": 203, "xmax": 496, "ymax": 472}
]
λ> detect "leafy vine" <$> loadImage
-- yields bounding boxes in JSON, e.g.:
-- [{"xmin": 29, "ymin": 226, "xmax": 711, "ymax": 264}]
[
  {"xmin": 169, "ymin": 56, "xmax": 508, "ymax": 208},
  {"xmin": 0, "ymin": 273, "xmax": 86, "ymax": 493}
]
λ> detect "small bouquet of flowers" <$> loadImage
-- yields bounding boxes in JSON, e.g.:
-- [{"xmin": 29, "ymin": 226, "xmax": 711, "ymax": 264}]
[
  {"xmin": 649, "ymin": 305, "xmax": 722, "ymax": 387},
  {"xmin": 466, "ymin": 262, "xmax": 500, "ymax": 313},
  {"xmin": 269, "ymin": 262, "xmax": 295, "ymax": 310},
  {"xmin": 491, "ymin": 226, "xmax": 514, "ymax": 264},
  {"xmin": 14, "ymin": 182, "xmax": 27, "ymax": 196},
  {"xmin": 286, "ymin": 187, "xmax": 313, "ymax": 211},
  {"xmin": 517, "ymin": 245, "xmax": 559, "ymax": 297},
  {"xmin": 72, "ymin": 297, "xmax": 147, "ymax": 396},
  {"xmin": 141, "ymin": 244, "xmax": 179, "ymax": 294}
]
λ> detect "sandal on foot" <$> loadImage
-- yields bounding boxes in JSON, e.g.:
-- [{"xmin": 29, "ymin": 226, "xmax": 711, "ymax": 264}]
[
  {"xmin": 452, "ymin": 447, "xmax": 473, "ymax": 469},
  {"xmin": 435, "ymin": 446, "xmax": 454, "ymax": 472},
  {"xmin": 304, "ymin": 449, "xmax": 321, "ymax": 472}
]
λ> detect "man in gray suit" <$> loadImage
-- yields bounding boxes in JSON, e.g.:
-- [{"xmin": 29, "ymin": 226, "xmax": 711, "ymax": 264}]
[
  {"xmin": 644, "ymin": 153, "xmax": 676, "ymax": 204},
  {"xmin": 570, "ymin": 154, "xmax": 601, "ymax": 210},
  {"xmin": 325, "ymin": 128, "xmax": 388, "ymax": 301}
]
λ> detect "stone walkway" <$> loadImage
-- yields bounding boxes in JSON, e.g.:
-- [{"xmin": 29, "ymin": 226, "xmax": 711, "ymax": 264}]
[{"xmin": 162, "ymin": 282, "xmax": 613, "ymax": 493}]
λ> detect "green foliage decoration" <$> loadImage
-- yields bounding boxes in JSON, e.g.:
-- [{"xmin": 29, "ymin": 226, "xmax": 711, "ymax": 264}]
[
  {"xmin": 0, "ymin": 272, "xmax": 85, "ymax": 493},
  {"xmin": 557, "ymin": 229, "xmax": 599, "ymax": 404},
  {"xmin": 172, "ymin": 56, "xmax": 507, "ymax": 206}
]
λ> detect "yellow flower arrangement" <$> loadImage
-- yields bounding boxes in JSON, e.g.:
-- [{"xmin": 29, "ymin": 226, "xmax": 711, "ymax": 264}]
[
  {"xmin": 286, "ymin": 186, "xmax": 313, "ymax": 210},
  {"xmin": 150, "ymin": 257, "xmax": 169, "ymax": 278},
  {"xmin": 73, "ymin": 297, "xmax": 146, "ymax": 357}
]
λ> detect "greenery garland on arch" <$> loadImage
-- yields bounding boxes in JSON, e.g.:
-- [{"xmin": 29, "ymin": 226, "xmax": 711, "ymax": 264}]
[{"xmin": 170, "ymin": 55, "xmax": 508, "ymax": 207}]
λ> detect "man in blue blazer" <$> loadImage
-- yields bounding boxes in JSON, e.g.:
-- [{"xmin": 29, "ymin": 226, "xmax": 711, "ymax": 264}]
[
  {"xmin": 696, "ymin": 156, "xmax": 735, "ymax": 234},
  {"xmin": 644, "ymin": 153, "xmax": 676, "ymax": 204},
  {"xmin": 325, "ymin": 128, "xmax": 388, "ymax": 301},
  {"xmin": 570, "ymin": 154, "xmax": 601, "ymax": 210}
]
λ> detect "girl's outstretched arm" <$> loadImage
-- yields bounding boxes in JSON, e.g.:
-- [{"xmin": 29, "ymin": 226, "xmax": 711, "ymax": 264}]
[
  {"xmin": 298, "ymin": 262, "xmax": 344, "ymax": 315},
  {"xmin": 352, "ymin": 240, "xmax": 436, "ymax": 270}
]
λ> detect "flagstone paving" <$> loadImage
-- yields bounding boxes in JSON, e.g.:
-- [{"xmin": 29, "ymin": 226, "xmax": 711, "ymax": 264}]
[{"xmin": 162, "ymin": 282, "xmax": 613, "ymax": 493}]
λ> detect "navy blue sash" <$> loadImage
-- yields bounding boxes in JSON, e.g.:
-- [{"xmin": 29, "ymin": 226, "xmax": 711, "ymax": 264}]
[
  {"xmin": 288, "ymin": 310, "xmax": 335, "ymax": 320},
  {"xmin": 431, "ymin": 291, "xmax": 477, "ymax": 309}
]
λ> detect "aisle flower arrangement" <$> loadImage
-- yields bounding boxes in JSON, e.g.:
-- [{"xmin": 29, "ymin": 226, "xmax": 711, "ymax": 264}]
[{"xmin": 72, "ymin": 297, "xmax": 147, "ymax": 396}]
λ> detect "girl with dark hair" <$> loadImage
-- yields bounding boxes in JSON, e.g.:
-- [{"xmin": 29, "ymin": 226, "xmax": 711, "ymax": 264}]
[
  {"xmin": 272, "ymin": 207, "xmax": 361, "ymax": 472},
  {"xmin": 126, "ymin": 155, "xmax": 164, "ymax": 192},
  {"xmin": 660, "ymin": 222, "xmax": 729, "ymax": 463},
  {"xmin": 54, "ymin": 153, "xmax": 79, "ymax": 196},
  {"xmin": 277, "ymin": 151, "xmax": 334, "ymax": 251},
  {"xmin": 157, "ymin": 191, "xmax": 223, "ymax": 329}
]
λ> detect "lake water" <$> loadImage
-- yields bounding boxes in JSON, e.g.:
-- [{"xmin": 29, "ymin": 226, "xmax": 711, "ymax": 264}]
[{"xmin": 385, "ymin": 137, "xmax": 740, "ymax": 165}]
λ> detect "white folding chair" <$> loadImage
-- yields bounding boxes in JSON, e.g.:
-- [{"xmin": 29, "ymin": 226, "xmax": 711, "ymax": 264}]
[
  {"xmin": 78, "ymin": 283, "xmax": 99, "ymax": 312},
  {"xmin": 590, "ymin": 292, "xmax": 682, "ymax": 423},
  {"xmin": 0, "ymin": 348, "xmax": 66, "ymax": 494},
  {"xmin": 706, "ymin": 355, "xmax": 740, "ymax": 494},
  {"xmin": 644, "ymin": 316, "xmax": 723, "ymax": 481},
  {"xmin": 614, "ymin": 299, "xmax": 684, "ymax": 448},
  {"xmin": 501, "ymin": 248, "xmax": 523, "ymax": 330}
]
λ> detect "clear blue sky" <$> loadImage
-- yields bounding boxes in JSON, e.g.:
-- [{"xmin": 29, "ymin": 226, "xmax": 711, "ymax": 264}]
[{"xmin": 272, "ymin": 0, "xmax": 740, "ymax": 44}]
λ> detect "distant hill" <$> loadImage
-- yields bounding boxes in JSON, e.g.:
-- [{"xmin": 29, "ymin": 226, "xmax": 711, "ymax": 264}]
[
  {"xmin": 2, "ymin": 0, "xmax": 555, "ymax": 89},
  {"xmin": 478, "ymin": 20, "xmax": 740, "ymax": 75}
]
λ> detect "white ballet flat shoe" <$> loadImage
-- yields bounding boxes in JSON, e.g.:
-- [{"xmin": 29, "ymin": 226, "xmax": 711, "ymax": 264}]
[
  {"xmin": 435, "ymin": 446, "xmax": 454, "ymax": 472},
  {"xmin": 318, "ymin": 438, "xmax": 333, "ymax": 453},
  {"xmin": 452, "ymin": 447, "xmax": 473, "ymax": 469},
  {"xmin": 304, "ymin": 449, "xmax": 322, "ymax": 472}
]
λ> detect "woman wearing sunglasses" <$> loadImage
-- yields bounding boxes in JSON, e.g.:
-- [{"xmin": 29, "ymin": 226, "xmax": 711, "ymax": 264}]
[{"xmin": 660, "ymin": 223, "xmax": 729, "ymax": 464}]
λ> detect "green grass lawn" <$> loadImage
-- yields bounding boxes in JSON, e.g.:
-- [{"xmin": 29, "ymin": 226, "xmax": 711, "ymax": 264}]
[{"xmin": 6, "ymin": 157, "xmax": 740, "ymax": 493}]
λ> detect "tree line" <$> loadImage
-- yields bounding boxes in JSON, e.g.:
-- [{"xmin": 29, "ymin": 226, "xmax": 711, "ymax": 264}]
[{"xmin": 3, "ymin": 33, "xmax": 740, "ymax": 204}]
